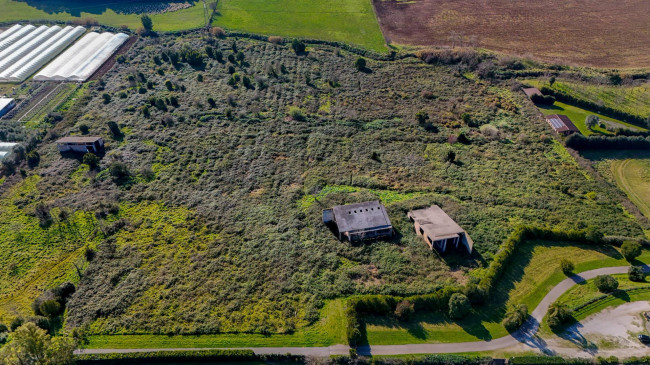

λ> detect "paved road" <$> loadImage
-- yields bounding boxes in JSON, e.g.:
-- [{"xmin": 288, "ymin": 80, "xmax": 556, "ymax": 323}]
[{"xmin": 76, "ymin": 265, "xmax": 648, "ymax": 357}]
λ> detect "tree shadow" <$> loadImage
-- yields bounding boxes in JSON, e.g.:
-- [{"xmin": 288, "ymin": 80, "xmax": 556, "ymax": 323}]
[
  {"xmin": 554, "ymin": 321, "xmax": 599, "ymax": 354},
  {"xmin": 613, "ymin": 289, "xmax": 631, "ymax": 302},
  {"xmin": 17, "ymin": 0, "xmax": 184, "ymax": 16}
]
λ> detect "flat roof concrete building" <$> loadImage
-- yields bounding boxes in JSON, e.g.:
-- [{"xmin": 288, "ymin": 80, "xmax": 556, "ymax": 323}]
[
  {"xmin": 56, "ymin": 136, "xmax": 104, "ymax": 154},
  {"xmin": 522, "ymin": 87, "xmax": 542, "ymax": 99},
  {"xmin": 545, "ymin": 114, "xmax": 580, "ymax": 136},
  {"xmin": 408, "ymin": 205, "xmax": 473, "ymax": 255},
  {"xmin": 323, "ymin": 201, "xmax": 393, "ymax": 242}
]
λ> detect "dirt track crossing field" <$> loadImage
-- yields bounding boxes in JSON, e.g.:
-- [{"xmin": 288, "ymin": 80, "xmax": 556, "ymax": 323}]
[{"xmin": 372, "ymin": 0, "xmax": 650, "ymax": 68}]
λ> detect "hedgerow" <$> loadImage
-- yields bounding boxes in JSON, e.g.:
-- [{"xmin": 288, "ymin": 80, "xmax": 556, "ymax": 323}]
[{"xmin": 74, "ymin": 349, "xmax": 275, "ymax": 364}]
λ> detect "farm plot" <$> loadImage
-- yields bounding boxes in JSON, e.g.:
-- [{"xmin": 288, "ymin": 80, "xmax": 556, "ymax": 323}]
[
  {"xmin": 213, "ymin": 0, "xmax": 386, "ymax": 52},
  {"xmin": 372, "ymin": 0, "xmax": 650, "ymax": 68}
]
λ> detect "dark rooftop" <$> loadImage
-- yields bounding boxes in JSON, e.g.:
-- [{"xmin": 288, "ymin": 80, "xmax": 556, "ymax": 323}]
[
  {"xmin": 332, "ymin": 201, "xmax": 392, "ymax": 233},
  {"xmin": 522, "ymin": 87, "xmax": 542, "ymax": 98}
]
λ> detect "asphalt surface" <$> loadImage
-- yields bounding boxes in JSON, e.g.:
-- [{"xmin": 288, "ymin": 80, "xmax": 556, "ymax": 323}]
[{"xmin": 76, "ymin": 265, "xmax": 649, "ymax": 357}]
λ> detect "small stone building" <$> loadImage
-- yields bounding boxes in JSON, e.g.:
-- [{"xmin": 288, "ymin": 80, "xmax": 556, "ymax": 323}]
[
  {"xmin": 521, "ymin": 87, "xmax": 542, "ymax": 99},
  {"xmin": 56, "ymin": 136, "xmax": 104, "ymax": 154},
  {"xmin": 408, "ymin": 205, "xmax": 473, "ymax": 255},
  {"xmin": 323, "ymin": 201, "xmax": 393, "ymax": 242},
  {"xmin": 545, "ymin": 114, "xmax": 579, "ymax": 136}
]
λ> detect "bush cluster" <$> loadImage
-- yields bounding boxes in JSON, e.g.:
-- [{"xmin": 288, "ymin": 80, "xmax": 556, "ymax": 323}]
[
  {"xmin": 502, "ymin": 304, "xmax": 528, "ymax": 332},
  {"xmin": 593, "ymin": 275, "xmax": 619, "ymax": 293}
]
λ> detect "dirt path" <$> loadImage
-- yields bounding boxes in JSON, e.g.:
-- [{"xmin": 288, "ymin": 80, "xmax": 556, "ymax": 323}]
[
  {"xmin": 76, "ymin": 265, "xmax": 650, "ymax": 357},
  {"xmin": 539, "ymin": 301, "xmax": 650, "ymax": 358}
]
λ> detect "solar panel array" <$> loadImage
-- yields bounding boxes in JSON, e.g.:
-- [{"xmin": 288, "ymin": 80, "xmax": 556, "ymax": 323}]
[{"xmin": 547, "ymin": 116, "xmax": 565, "ymax": 130}]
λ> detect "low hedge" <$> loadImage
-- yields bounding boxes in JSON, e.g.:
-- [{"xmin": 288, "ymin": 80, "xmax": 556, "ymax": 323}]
[
  {"xmin": 331, "ymin": 354, "xmax": 493, "ymax": 365},
  {"xmin": 75, "ymin": 349, "xmax": 264, "ymax": 364},
  {"xmin": 509, "ymin": 356, "xmax": 592, "ymax": 364}
]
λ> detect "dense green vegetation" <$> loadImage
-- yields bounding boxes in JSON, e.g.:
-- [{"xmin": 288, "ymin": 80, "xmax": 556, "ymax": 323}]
[
  {"xmin": 213, "ymin": 0, "xmax": 386, "ymax": 52},
  {"xmin": 0, "ymin": 30, "xmax": 647, "ymax": 346}
]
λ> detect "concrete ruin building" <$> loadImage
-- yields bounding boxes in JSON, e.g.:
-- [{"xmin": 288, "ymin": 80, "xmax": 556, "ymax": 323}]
[
  {"xmin": 56, "ymin": 136, "xmax": 104, "ymax": 154},
  {"xmin": 408, "ymin": 205, "xmax": 473, "ymax": 254},
  {"xmin": 323, "ymin": 201, "xmax": 393, "ymax": 242}
]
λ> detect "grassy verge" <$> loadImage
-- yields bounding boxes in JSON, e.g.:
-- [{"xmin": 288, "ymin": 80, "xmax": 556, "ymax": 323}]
[
  {"xmin": 213, "ymin": 0, "xmax": 386, "ymax": 52},
  {"xmin": 611, "ymin": 159, "xmax": 650, "ymax": 219},
  {"xmin": 0, "ymin": 0, "xmax": 206, "ymax": 31},
  {"xmin": 364, "ymin": 240, "xmax": 650, "ymax": 345},
  {"xmin": 84, "ymin": 299, "xmax": 347, "ymax": 348}
]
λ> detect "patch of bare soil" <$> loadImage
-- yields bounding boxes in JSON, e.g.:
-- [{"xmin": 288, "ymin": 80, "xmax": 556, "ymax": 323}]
[{"xmin": 373, "ymin": 0, "xmax": 650, "ymax": 68}]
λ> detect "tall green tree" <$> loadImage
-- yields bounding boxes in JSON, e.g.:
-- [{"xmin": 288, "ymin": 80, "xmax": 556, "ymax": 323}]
[
  {"xmin": 0, "ymin": 323, "xmax": 76, "ymax": 365},
  {"xmin": 141, "ymin": 15, "xmax": 154, "ymax": 33}
]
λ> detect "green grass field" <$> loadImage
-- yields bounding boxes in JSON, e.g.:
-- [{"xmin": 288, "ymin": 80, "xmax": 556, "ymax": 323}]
[
  {"xmin": 611, "ymin": 159, "xmax": 650, "ymax": 219},
  {"xmin": 364, "ymin": 240, "xmax": 650, "ymax": 345},
  {"xmin": 526, "ymin": 79, "xmax": 650, "ymax": 119},
  {"xmin": 555, "ymin": 274, "xmax": 648, "ymax": 309},
  {"xmin": 213, "ymin": 0, "xmax": 386, "ymax": 52},
  {"xmin": 0, "ymin": 0, "xmax": 206, "ymax": 31}
]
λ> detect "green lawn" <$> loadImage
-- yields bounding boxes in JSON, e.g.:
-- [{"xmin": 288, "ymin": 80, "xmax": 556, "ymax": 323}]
[
  {"xmin": 526, "ymin": 79, "xmax": 650, "ymax": 120},
  {"xmin": 0, "ymin": 0, "xmax": 206, "ymax": 31},
  {"xmin": 84, "ymin": 299, "xmax": 347, "ymax": 348},
  {"xmin": 555, "ymin": 274, "xmax": 649, "ymax": 309},
  {"xmin": 538, "ymin": 275, "xmax": 650, "ymax": 336},
  {"xmin": 611, "ymin": 159, "xmax": 650, "ymax": 220},
  {"xmin": 536, "ymin": 101, "xmax": 643, "ymax": 136},
  {"xmin": 213, "ymin": 0, "xmax": 386, "ymax": 52}
]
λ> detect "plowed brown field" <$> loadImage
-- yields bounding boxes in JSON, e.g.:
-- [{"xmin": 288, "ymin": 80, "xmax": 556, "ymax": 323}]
[{"xmin": 373, "ymin": 0, "xmax": 650, "ymax": 68}]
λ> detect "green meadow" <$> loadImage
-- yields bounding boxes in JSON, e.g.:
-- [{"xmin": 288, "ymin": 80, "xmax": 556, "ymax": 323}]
[{"xmin": 213, "ymin": 0, "xmax": 386, "ymax": 52}]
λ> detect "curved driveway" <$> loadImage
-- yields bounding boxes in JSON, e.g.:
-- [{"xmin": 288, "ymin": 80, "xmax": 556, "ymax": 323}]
[{"xmin": 76, "ymin": 265, "xmax": 648, "ymax": 357}]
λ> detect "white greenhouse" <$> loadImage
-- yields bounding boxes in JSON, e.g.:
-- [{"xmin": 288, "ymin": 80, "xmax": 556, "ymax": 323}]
[
  {"xmin": 0, "ymin": 24, "xmax": 85, "ymax": 83},
  {"xmin": 34, "ymin": 31, "xmax": 128, "ymax": 82},
  {"xmin": 0, "ymin": 25, "xmax": 36, "ymax": 51},
  {"xmin": 0, "ymin": 142, "xmax": 18, "ymax": 161},
  {"xmin": 0, "ymin": 24, "xmax": 23, "ymax": 43}
]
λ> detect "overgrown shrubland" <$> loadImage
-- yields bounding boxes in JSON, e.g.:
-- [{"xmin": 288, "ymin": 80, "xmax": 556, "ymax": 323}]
[{"xmin": 0, "ymin": 32, "xmax": 644, "ymax": 337}]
